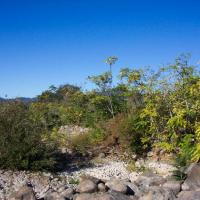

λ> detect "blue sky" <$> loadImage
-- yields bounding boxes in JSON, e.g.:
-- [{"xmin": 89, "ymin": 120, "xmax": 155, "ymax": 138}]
[{"xmin": 0, "ymin": 0, "xmax": 200, "ymax": 98}]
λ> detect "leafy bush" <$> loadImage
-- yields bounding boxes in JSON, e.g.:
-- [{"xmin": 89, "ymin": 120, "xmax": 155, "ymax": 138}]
[
  {"xmin": 104, "ymin": 114, "xmax": 151, "ymax": 155},
  {"xmin": 67, "ymin": 127, "xmax": 105, "ymax": 154},
  {"xmin": 0, "ymin": 102, "xmax": 58, "ymax": 171},
  {"xmin": 173, "ymin": 134, "xmax": 195, "ymax": 180},
  {"xmin": 69, "ymin": 134, "xmax": 91, "ymax": 154}
]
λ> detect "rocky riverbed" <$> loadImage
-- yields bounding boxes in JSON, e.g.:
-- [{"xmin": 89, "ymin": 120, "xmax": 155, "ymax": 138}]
[{"xmin": 1, "ymin": 156, "xmax": 199, "ymax": 200}]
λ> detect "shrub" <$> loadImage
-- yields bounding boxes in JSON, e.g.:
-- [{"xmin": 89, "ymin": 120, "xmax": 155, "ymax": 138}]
[
  {"xmin": 173, "ymin": 134, "xmax": 195, "ymax": 180},
  {"xmin": 0, "ymin": 101, "xmax": 58, "ymax": 171},
  {"xmin": 105, "ymin": 114, "xmax": 151, "ymax": 155},
  {"xmin": 67, "ymin": 126, "xmax": 106, "ymax": 154},
  {"xmin": 69, "ymin": 134, "xmax": 92, "ymax": 154}
]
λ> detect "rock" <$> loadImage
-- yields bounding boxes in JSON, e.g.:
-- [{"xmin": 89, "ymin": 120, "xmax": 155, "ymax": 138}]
[
  {"xmin": 109, "ymin": 191, "xmax": 138, "ymax": 200},
  {"xmin": 60, "ymin": 187, "xmax": 74, "ymax": 199},
  {"xmin": 76, "ymin": 179, "xmax": 97, "ymax": 193},
  {"xmin": 182, "ymin": 163, "xmax": 200, "ymax": 191},
  {"xmin": 105, "ymin": 179, "xmax": 128, "ymax": 194},
  {"xmin": 125, "ymin": 182, "xmax": 141, "ymax": 196},
  {"xmin": 9, "ymin": 186, "xmax": 36, "ymax": 200},
  {"xmin": 139, "ymin": 186, "xmax": 176, "ymax": 200},
  {"xmin": 135, "ymin": 173, "xmax": 166, "ymax": 192},
  {"xmin": 79, "ymin": 175, "xmax": 100, "ymax": 185},
  {"xmin": 98, "ymin": 183, "xmax": 107, "ymax": 192},
  {"xmin": 74, "ymin": 191, "xmax": 134, "ymax": 200},
  {"xmin": 44, "ymin": 191, "xmax": 65, "ymax": 200},
  {"xmin": 163, "ymin": 180, "xmax": 181, "ymax": 195},
  {"xmin": 74, "ymin": 193, "xmax": 91, "ymax": 200},
  {"xmin": 98, "ymin": 152, "xmax": 106, "ymax": 158},
  {"xmin": 129, "ymin": 172, "xmax": 141, "ymax": 182},
  {"xmin": 177, "ymin": 191, "xmax": 200, "ymax": 200},
  {"xmin": 60, "ymin": 188, "xmax": 74, "ymax": 199},
  {"xmin": 57, "ymin": 185, "xmax": 67, "ymax": 193}
]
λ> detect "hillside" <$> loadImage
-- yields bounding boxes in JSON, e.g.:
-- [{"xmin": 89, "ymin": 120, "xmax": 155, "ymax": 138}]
[{"xmin": 0, "ymin": 97, "xmax": 36, "ymax": 103}]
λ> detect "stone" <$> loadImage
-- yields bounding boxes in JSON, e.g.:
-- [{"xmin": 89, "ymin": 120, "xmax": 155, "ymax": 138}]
[
  {"xmin": 129, "ymin": 172, "xmax": 141, "ymax": 182},
  {"xmin": 177, "ymin": 191, "xmax": 200, "ymax": 200},
  {"xmin": 139, "ymin": 186, "xmax": 176, "ymax": 200},
  {"xmin": 79, "ymin": 175, "xmax": 100, "ymax": 185},
  {"xmin": 98, "ymin": 152, "xmax": 106, "ymax": 158},
  {"xmin": 44, "ymin": 191, "xmax": 65, "ymax": 200},
  {"xmin": 109, "ymin": 191, "xmax": 138, "ymax": 200},
  {"xmin": 76, "ymin": 179, "xmax": 97, "ymax": 193},
  {"xmin": 57, "ymin": 185, "xmax": 67, "ymax": 193},
  {"xmin": 105, "ymin": 179, "xmax": 128, "ymax": 194},
  {"xmin": 125, "ymin": 182, "xmax": 141, "ymax": 196},
  {"xmin": 163, "ymin": 180, "xmax": 181, "ymax": 195},
  {"xmin": 98, "ymin": 183, "xmax": 107, "ymax": 192},
  {"xmin": 10, "ymin": 186, "xmax": 36, "ymax": 200},
  {"xmin": 74, "ymin": 191, "xmax": 133, "ymax": 200},
  {"xmin": 182, "ymin": 163, "xmax": 200, "ymax": 191},
  {"xmin": 60, "ymin": 187, "xmax": 74, "ymax": 199},
  {"xmin": 74, "ymin": 193, "xmax": 91, "ymax": 200},
  {"xmin": 135, "ymin": 173, "xmax": 166, "ymax": 192}
]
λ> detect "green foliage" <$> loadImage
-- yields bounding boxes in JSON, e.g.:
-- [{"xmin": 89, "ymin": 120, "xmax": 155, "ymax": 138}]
[
  {"xmin": 172, "ymin": 134, "xmax": 194, "ymax": 180},
  {"xmin": 192, "ymin": 124, "xmax": 200, "ymax": 162},
  {"xmin": 0, "ymin": 102, "xmax": 58, "ymax": 171},
  {"xmin": 68, "ymin": 177, "xmax": 79, "ymax": 185},
  {"xmin": 1, "ymin": 54, "xmax": 200, "ymax": 172},
  {"xmin": 69, "ymin": 134, "xmax": 91, "ymax": 154},
  {"xmin": 68, "ymin": 127, "xmax": 105, "ymax": 154},
  {"xmin": 178, "ymin": 134, "xmax": 195, "ymax": 166}
]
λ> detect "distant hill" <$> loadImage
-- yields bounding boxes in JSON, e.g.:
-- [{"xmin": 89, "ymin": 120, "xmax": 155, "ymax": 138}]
[
  {"xmin": 0, "ymin": 97, "xmax": 5, "ymax": 102},
  {"xmin": 0, "ymin": 97, "xmax": 37, "ymax": 103}
]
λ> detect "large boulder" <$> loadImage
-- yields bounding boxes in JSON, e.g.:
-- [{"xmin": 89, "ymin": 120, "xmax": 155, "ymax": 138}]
[
  {"xmin": 177, "ymin": 191, "xmax": 200, "ymax": 200},
  {"xmin": 9, "ymin": 186, "xmax": 36, "ymax": 200},
  {"xmin": 125, "ymin": 182, "xmax": 141, "ymax": 196},
  {"xmin": 139, "ymin": 186, "xmax": 176, "ymax": 200},
  {"xmin": 44, "ymin": 191, "xmax": 65, "ymax": 200},
  {"xmin": 105, "ymin": 179, "xmax": 128, "ymax": 194},
  {"xmin": 60, "ymin": 188, "xmax": 74, "ymax": 199},
  {"xmin": 79, "ymin": 175, "xmax": 100, "ymax": 185},
  {"xmin": 76, "ymin": 179, "xmax": 97, "ymax": 193},
  {"xmin": 163, "ymin": 180, "xmax": 181, "ymax": 195},
  {"xmin": 134, "ymin": 173, "xmax": 166, "ymax": 192},
  {"xmin": 182, "ymin": 163, "xmax": 200, "ymax": 191},
  {"xmin": 74, "ymin": 191, "xmax": 136, "ymax": 200}
]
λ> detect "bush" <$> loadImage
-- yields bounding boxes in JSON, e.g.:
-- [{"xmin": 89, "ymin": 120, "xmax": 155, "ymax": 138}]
[
  {"xmin": 172, "ymin": 134, "xmax": 195, "ymax": 180},
  {"xmin": 0, "ymin": 101, "xmax": 58, "ymax": 171},
  {"xmin": 69, "ymin": 134, "xmax": 91, "ymax": 154},
  {"xmin": 105, "ymin": 114, "xmax": 151, "ymax": 155},
  {"xmin": 67, "ymin": 127, "xmax": 105, "ymax": 154}
]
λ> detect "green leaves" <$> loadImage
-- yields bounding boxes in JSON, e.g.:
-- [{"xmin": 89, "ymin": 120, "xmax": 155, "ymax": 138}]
[
  {"xmin": 0, "ymin": 101, "xmax": 58, "ymax": 171},
  {"xmin": 88, "ymin": 72, "xmax": 112, "ymax": 91}
]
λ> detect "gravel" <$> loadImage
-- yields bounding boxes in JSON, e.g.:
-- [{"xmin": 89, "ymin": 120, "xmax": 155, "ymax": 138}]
[{"xmin": 0, "ymin": 159, "xmax": 175, "ymax": 199}]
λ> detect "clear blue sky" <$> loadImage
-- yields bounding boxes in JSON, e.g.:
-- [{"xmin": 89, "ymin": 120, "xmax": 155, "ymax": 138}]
[{"xmin": 0, "ymin": 0, "xmax": 200, "ymax": 98}]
